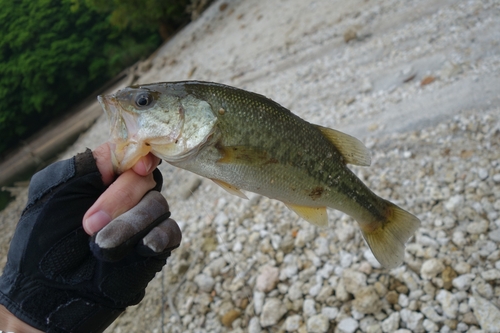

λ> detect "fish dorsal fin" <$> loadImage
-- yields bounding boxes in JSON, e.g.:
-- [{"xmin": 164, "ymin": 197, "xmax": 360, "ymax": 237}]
[
  {"xmin": 284, "ymin": 203, "xmax": 328, "ymax": 227},
  {"xmin": 316, "ymin": 125, "xmax": 371, "ymax": 166},
  {"xmin": 211, "ymin": 178, "xmax": 248, "ymax": 199}
]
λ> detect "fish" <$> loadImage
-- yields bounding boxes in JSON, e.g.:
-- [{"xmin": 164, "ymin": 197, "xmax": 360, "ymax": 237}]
[{"xmin": 98, "ymin": 81, "xmax": 421, "ymax": 268}]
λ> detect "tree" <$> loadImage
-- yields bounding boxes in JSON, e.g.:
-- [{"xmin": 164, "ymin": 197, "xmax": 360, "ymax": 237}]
[{"xmin": 0, "ymin": 0, "xmax": 160, "ymax": 155}]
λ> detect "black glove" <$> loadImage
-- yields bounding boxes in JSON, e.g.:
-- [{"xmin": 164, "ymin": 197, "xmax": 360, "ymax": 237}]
[{"xmin": 0, "ymin": 149, "xmax": 181, "ymax": 333}]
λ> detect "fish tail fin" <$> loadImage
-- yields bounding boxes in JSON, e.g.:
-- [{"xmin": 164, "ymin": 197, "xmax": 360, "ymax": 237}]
[{"xmin": 360, "ymin": 201, "xmax": 420, "ymax": 268}]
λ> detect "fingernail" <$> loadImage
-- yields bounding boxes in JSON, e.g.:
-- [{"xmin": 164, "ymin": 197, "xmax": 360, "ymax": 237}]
[
  {"xmin": 141, "ymin": 158, "xmax": 153, "ymax": 173},
  {"xmin": 84, "ymin": 211, "xmax": 111, "ymax": 235}
]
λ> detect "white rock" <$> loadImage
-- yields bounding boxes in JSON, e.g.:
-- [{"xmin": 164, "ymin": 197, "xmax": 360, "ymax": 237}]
[
  {"xmin": 481, "ymin": 269, "xmax": 500, "ymax": 281},
  {"xmin": 288, "ymin": 281, "xmax": 303, "ymax": 300},
  {"xmin": 493, "ymin": 174, "xmax": 500, "ymax": 183},
  {"xmin": 338, "ymin": 317, "xmax": 359, "ymax": 333},
  {"xmin": 303, "ymin": 298, "xmax": 316, "ymax": 316},
  {"xmin": 253, "ymin": 291, "xmax": 265, "ymax": 315},
  {"xmin": 470, "ymin": 293, "xmax": 500, "ymax": 333},
  {"xmin": 467, "ymin": 220, "xmax": 489, "ymax": 234},
  {"xmin": 364, "ymin": 249, "xmax": 382, "ymax": 268},
  {"xmin": 256, "ymin": 265, "xmax": 280, "ymax": 292},
  {"xmin": 353, "ymin": 286, "xmax": 382, "ymax": 314},
  {"xmin": 421, "ymin": 305, "xmax": 444, "ymax": 322},
  {"xmin": 194, "ymin": 274, "xmax": 215, "ymax": 292},
  {"xmin": 421, "ymin": 258, "xmax": 445, "ymax": 279},
  {"xmin": 285, "ymin": 314, "xmax": 301, "ymax": 332},
  {"xmin": 489, "ymin": 229, "xmax": 500, "ymax": 242},
  {"xmin": 400, "ymin": 309, "xmax": 424, "ymax": 331},
  {"xmin": 423, "ymin": 319, "xmax": 439, "ymax": 332},
  {"xmin": 382, "ymin": 312, "xmax": 401, "ymax": 333},
  {"xmin": 340, "ymin": 251, "xmax": 353, "ymax": 267},
  {"xmin": 315, "ymin": 237, "xmax": 330, "ymax": 256},
  {"xmin": 307, "ymin": 314, "xmax": 330, "ymax": 333},
  {"xmin": 436, "ymin": 290, "xmax": 458, "ymax": 318},
  {"xmin": 248, "ymin": 316, "xmax": 261, "ymax": 333},
  {"xmin": 295, "ymin": 228, "xmax": 315, "ymax": 247},
  {"xmin": 260, "ymin": 298, "xmax": 287, "ymax": 327},
  {"xmin": 321, "ymin": 307, "xmax": 339, "ymax": 320},
  {"xmin": 478, "ymin": 168, "xmax": 489, "ymax": 180},
  {"xmin": 342, "ymin": 269, "xmax": 367, "ymax": 294},
  {"xmin": 444, "ymin": 195, "xmax": 464, "ymax": 211},
  {"xmin": 452, "ymin": 274, "xmax": 475, "ymax": 290}
]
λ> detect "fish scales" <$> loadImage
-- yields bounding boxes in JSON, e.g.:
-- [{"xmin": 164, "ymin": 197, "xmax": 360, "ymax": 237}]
[{"xmin": 98, "ymin": 81, "xmax": 421, "ymax": 268}]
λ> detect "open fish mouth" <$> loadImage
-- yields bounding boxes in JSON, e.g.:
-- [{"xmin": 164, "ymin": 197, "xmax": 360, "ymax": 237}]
[{"xmin": 98, "ymin": 93, "xmax": 150, "ymax": 172}]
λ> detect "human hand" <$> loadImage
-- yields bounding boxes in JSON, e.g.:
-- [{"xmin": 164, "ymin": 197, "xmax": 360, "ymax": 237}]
[{"xmin": 0, "ymin": 143, "xmax": 181, "ymax": 333}]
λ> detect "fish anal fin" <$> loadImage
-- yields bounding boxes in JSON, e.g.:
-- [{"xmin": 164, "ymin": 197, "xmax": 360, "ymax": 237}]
[
  {"xmin": 211, "ymin": 178, "xmax": 248, "ymax": 199},
  {"xmin": 284, "ymin": 203, "xmax": 328, "ymax": 227},
  {"xmin": 360, "ymin": 202, "xmax": 421, "ymax": 268},
  {"xmin": 316, "ymin": 125, "xmax": 371, "ymax": 166},
  {"xmin": 217, "ymin": 145, "xmax": 270, "ymax": 165}
]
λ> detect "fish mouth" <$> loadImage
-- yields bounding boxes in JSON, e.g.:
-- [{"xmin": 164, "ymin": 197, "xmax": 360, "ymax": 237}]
[{"xmin": 98, "ymin": 93, "xmax": 151, "ymax": 173}]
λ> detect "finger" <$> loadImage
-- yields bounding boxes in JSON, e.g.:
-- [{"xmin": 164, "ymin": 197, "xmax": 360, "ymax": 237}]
[
  {"xmin": 83, "ymin": 170, "xmax": 157, "ymax": 235},
  {"xmin": 92, "ymin": 142, "xmax": 115, "ymax": 186},
  {"xmin": 91, "ymin": 191, "xmax": 171, "ymax": 261},
  {"xmin": 141, "ymin": 218, "xmax": 182, "ymax": 254},
  {"xmin": 132, "ymin": 153, "xmax": 161, "ymax": 176},
  {"xmin": 92, "ymin": 143, "xmax": 160, "ymax": 185}
]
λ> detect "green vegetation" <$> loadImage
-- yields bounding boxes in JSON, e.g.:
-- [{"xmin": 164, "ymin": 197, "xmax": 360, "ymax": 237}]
[{"xmin": 0, "ymin": 0, "xmax": 200, "ymax": 157}]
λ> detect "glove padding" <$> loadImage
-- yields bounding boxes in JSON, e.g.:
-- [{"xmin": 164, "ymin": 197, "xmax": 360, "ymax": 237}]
[{"xmin": 0, "ymin": 149, "xmax": 181, "ymax": 333}]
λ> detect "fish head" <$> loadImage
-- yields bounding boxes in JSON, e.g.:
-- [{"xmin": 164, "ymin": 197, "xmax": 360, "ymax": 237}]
[{"xmin": 98, "ymin": 84, "xmax": 217, "ymax": 173}]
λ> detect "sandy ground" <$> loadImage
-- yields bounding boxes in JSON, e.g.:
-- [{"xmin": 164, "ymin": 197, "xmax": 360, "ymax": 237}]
[{"xmin": 2, "ymin": 0, "xmax": 500, "ymax": 332}]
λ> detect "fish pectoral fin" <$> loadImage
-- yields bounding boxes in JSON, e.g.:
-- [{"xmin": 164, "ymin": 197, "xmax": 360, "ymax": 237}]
[
  {"xmin": 217, "ymin": 145, "xmax": 271, "ymax": 165},
  {"xmin": 360, "ymin": 202, "xmax": 421, "ymax": 268},
  {"xmin": 211, "ymin": 178, "xmax": 248, "ymax": 199},
  {"xmin": 316, "ymin": 125, "xmax": 371, "ymax": 166},
  {"xmin": 284, "ymin": 203, "xmax": 328, "ymax": 227}
]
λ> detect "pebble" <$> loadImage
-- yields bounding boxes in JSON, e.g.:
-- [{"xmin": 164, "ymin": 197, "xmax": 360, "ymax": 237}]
[
  {"xmin": 248, "ymin": 317, "xmax": 261, "ymax": 333},
  {"xmin": 353, "ymin": 286, "xmax": 382, "ymax": 314},
  {"xmin": 253, "ymin": 291, "xmax": 265, "ymax": 315},
  {"xmin": 337, "ymin": 317, "xmax": 359, "ymax": 333},
  {"xmin": 259, "ymin": 298, "xmax": 287, "ymax": 327},
  {"xmin": 400, "ymin": 309, "xmax": 424, "ymax": 331},
  {"xmin": 321, "ymin": 307, "xmax": 339, "ymax": 320},
  {"xmin": 420, "ymin": 258, "xmax": 445, "ymax": 279},
  {"xmin": 452, "ymin": 274, "xmax": 475, "ymax": 290},
  {"xmin": 256, "ymin": 265, "xmax": 280, "ymax": 292},
  {"xmin": 436, "ymin": 290, "xmax": 459, "ymax": 318},
  {"xmin": 194, "ymin": 274, "xmax": 215, "ymax": 292},
  {"xmin": 285, "ymin": 314, "xmax": 302, "ymax": 331},
  {"xmin": 470, "ymin": 294, "xmax": 500, "ymax": 333},
  {"xmin": 467, "ymin": 220, "xmax": 489, "ymax": 234},
  {"xmin": 381, "ymin": 312, "xmax": 400, "ymax": 333},
  {"xmin": 306, "ymin": 314, "xmax": 330, "ymax": 333},
  {"xmin": 342, "ymin": 269, "xmax": 367, "ymax": 294},
  {"xmin": 303, "ymin": 298, "xmax": 316, "ymax": 316}
]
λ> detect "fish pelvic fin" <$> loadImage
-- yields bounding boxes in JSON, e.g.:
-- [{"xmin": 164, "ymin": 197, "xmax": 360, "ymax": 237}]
[
  {"xmin": 360, "ymin": 202, "xmax": 421, "ymax": 268},
  {"xmin": 211, "ymin": 178, "xmax": 248, "ymax": 199},
  {"xmin": 284, "ymin": 203, "xmax": 328, "ymax": 227},
  {"xmin": 316, "ymin": 125, "xmax": 371, "ymax": 166}
]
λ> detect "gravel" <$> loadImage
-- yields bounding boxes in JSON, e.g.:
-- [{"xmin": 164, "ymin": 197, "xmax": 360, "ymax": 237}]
[{"xmin": 1, "ymin": 0, "xmax": 500, "ymax": 332}]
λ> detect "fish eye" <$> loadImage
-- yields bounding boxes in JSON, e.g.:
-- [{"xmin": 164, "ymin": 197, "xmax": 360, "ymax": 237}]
[{"xmin": 135, "ymin": 93, "xmax": 152, "ymax": 108}]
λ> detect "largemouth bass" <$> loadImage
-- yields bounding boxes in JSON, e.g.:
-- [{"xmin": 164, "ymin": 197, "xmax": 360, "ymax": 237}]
[{"xmin": 98, "ymin": 81, "xmax": 420, "ymax": 268}]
